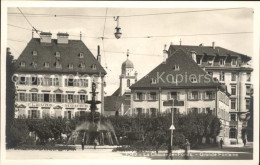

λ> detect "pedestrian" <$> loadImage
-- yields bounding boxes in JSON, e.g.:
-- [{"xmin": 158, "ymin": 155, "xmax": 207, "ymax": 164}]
[
  {"xmin": 165, "ymin": 143, "xmax": 173, "ymax": 160},
  {"xmin": 184, "ymin": 139, "xmax": 190, "ymax": 160},
  {"xmin": 81, "ymin": 139, "xmax": 85, "ymax": 150},
  {"xmin": 243, "ymin": 138, "xmax": 247, "ymax": 147},
  {"xmin": 220, "ymin": 138, "xmax": 224, "ymax": 149},
  {"xmin": 94, "ymin": 138, "xmax": 98, "ymax": 149}
]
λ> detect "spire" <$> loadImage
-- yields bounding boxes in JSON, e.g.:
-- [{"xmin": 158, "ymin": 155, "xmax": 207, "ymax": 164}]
[
  {"xmin": 127, "ymin": 49, "xmax": 129, "ymax": 59},
  {"xmin": 32, "ymin": 29, "xmax": 34, "ymax": 38},
  {"xmin": 80, "ymin": 31, "xmax": 82, "ymax": 40},
  {"xmin": 179, "ymin": 39, "xmax": 182, "ymax": 46}
]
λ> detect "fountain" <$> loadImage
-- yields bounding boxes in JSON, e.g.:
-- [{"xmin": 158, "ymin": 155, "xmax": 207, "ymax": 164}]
[{"xmin": 67, "ymin": 82, "xmax": 119, "ymax": 146}]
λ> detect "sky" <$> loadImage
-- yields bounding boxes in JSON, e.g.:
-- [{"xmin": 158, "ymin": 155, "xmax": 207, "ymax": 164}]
[{"xmin": 7, "ymin": 7, "xmax": 254, "ymax": 95}]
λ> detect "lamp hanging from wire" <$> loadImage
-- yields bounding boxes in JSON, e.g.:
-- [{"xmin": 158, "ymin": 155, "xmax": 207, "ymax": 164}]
[{"xmin": 114, "ymin": 16, "xmax": 122, "ymax": 39}]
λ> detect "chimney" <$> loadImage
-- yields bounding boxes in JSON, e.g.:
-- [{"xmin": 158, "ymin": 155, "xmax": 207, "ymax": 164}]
[
  {"xmin": 191, "ymin": 51, "xmax": 197, "ymax": 62},
  {"xmin": 212, "ymin": 42, "xmax": 215, "ymax": 49},
  {"xmin": 57, "ymin": 32, "xmax": 69, "ymax": 44},
  {"xmin": 97, "ymin": 45, "xmax": 101, "ymax": 64},
  {"xmin": 163, "ymin": 44, "xmax": 167, "ymax": 64},
  {"xmin": 40, "ymin": 32, "xmax": 52, "ymax": 43}
]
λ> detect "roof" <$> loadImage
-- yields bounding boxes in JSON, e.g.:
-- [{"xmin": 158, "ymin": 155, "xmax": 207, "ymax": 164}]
[
  {"xmin": 14, "ymin": 38, "xmax": 106, "ymax": 75},
  {"xmin": 57, "ymin": 32, "xmax": 69, "ymax": 36},
  {"xmin": 104, "ymin": 96, "xmax": 124, "ymax": 111},
  {"xmin": 40, "ymin": 32, "xmax": 52, "ymax": 35},
  {"xmin": 111, "ymin": 88, "xmax": 120, "ymax": 96},
  {"xmin": 169, "ymin": 45, "xmax": 251, "ymax": 61},
  {"xmin": 122, "ymin": 59, "xmax": 134, "ymax": 68},
  {"xmin": 130, "ymin": 49, "xmax": 220, "ymax": 89}
]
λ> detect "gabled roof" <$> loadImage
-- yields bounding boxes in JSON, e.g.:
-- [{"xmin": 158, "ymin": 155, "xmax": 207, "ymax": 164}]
[
  {"xmin": 104, "ymin": 96, "xmax": 124, "ymax": 111},
  {"xmin": 130, "ymin": 49, "xmax": 220, "ymax": 89},
  {"xmin": 14, "ymin": 38, "xmax": 106, "ymax": 75},
  {"xmin": 111, "ymin": 88, "xmax": 120, "ymax": 96},
  {"xmin": 169, "ymin": 45, "xmax": 251, "ymax": 61}
]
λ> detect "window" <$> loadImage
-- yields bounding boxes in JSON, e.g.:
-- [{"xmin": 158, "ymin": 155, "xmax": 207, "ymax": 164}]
[
  {"xmin": 206, "ymin": 108, "xmax": 212, "ymax": 115},
  {"xmin": 231, "ymin": 58, "xmax": 237, "ymax": 66},
  {"xmin": 246, "ymin": 72, "xmax": 251, "ymax": 82},
  {"xmin": 190, "ymin": 91, "xmax": 199, "ymax": 100},
  {"xmin": 44, "ymin": 62, "xmax": 49, "ymax": 68},
  {"xmin": 54, "ymin": 78, "xmax": 60, "ymax": 86},
  {"xmin": 31, "ymin": 77, "xmax": 38, "ymax": 85},
  {"xmin": 151, "ymin": 78, "xmax": 157, "ymax": 84},
  {"xmin": 79, "ymin": 79, "xmax": 88, "ymax": 87},
  {"xmin": 127, "ymin": 79, "xmax": 131, "ymax": 87},
  {"xmin": 55, "ymin": 52, "xmax": 60, "ymax": 57},
  {"xmin": 79, "ymin": 95, "xmax": 86, "ymax": 103},
  {"xmin": 69, "ymin": 64, "xmax": 73, "ymax": 69},
  {"xmin": 68, "ymin": 78, "xmax": 74, "ymax": 86},
  {"xmin": 207, "ymin": 56, "xmax": 214, "ymax": 65},
  {"xmin": 171, "ymin": 108, "xmax": 179, "ymax": 115},
  {"xmin": 230, "ymin": 114, "xmax": 236, "ymax": 121},
  {"xmin": 20, "ymin": 62, "xmax": 25, "ymax": 67},
  {"xmin": 231, "ymin": 99, "xmax": 236, "ymax": 110},
  {"xmin": 229, "ymin": 128, "xmax": 236, "ymax": 138},
  {"xmin": 231, "ymin": 73, "xmax": 236, "ymax": 81},
  {"xmin": 64, "ymin": 111, "xmax": 72, "ymax": 120},
  {"xmin": 79, "ymin": 63, "xmax": 85, "ymax": 68},
  {"xmin": 173, "ymin": 65, "xmax": 179, "ymax": 71},
  {"xmin": 32, "ymin": 51, "xmax": 37, "ymax": 56},
  {"xmin": 30, "ymin": 110, "xmax": 40, "ymax": 119},
  {"xmin": 191, "ymin": 77, "xmax": 197, "ymax": 83},
  {"xmin": 189, "ymin": 108, "xmax": 198, "ymax": 114},
  {"xmin": 19, "ymin": 93, "xmax": 25, "ymax": 101},
  {"xmin": 136, "ymin": 108, "xmax": 142, "ymax": 116},
  {"xmin": 170, "ymin": 92, "xmax": 178, "ymax": 100},
  {"xmin": 56, "ymin": 94, "xmax": 62, "ymax": 102},
  {"xmin": 136, "ymin": 92, "xmax": 143, "ymax": 100},
  {"xmin": 246, "ymin": 99, "xmax": 250, "ymax": 110},
  {"xmin": 219, "ymin": 58, "xmax": 225, "ymax": 66},
  {"xmin": 196, "ymin": 56, "xmax": 201, "ymax": 65},
  {"xmin": 43, "ymin": 77, "xmax": 50, "ymax": 86},
  {"xmin": 91, "ymin": 64, "xmax": 97, "ymax": 70},
  {"xmin": 44, "ymin": 94, "xmax": 49, "ymax": 102},
  {"xmin": 205, "ymin": 91, "xmax": 215, "ymax": 100},
  {"xmin": 231, "ymin": 86, "xmax": 236, "ymax": 95},
  {"xmin": 149, "ymin": 108, "xmax": 156, "ymax": 117},
  {"xmin": 68, "ymin": 94, "xmax": 73, "ymax": 103},
  {"xmin": 19, "ymin": 76, "xmax": 26, "ymax": 85},
  {"xmin": 79, "ymin": 53, "xmax": 84, "ymax": 58},
  {"xmin": 219, "ymin": 72, "xmax": 225, "ymax": 81},
  {"xmin": 149, "ymin": 92, "xmax": 157, "ymax": 101},
  {"xmin": 55, "ymin": 61, "xmax": 62, "ymax": 68},
  {"xmin": 31, "ymin": 93, "xmax": 37, "ymax": 102},
  {"xmin": 246, "ymin": 85, "xmax": 251, "ymax": 95},
  {"xmin": 32, "ymin": 61, "xmax": 37, "ymax": 67}
]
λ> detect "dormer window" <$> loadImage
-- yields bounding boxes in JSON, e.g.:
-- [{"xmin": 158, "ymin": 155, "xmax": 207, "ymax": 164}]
[
  {"xmin": 79, "ymin": 63, "xmax": 85, "ymax": 68},
  {"xmin": 44, "ymin": 62, "xmax": 49, "ymax": 68},
  {"xmin": 231, "ymin": 58, "xmax": 237, "ymax": 66},
  {"xmin": 173, "ymin": 65, "xmax": 179, "ymax": 71},
  {"xmin": 55, "ymin": 61, "xmax": 62, "ymax": 68},
  {"xmin": 151, "ymin": 78, "xmax": 157, "ymax": 84},
  {"xmin": 69, "ymin": 64, "xmax": 73, "ymax": 69},
  {"xmin": 32, "ymin": 61, "xmax": 37, "ymax": 67},
  {"xmin": 190, "ymin": 76, "xmax": 197, "ymax": 83},
  {"xmin": 91, "ymin": 64, "xmax": 97, "ymax": 70},
  {"xmin": 55, "ymin": 52, "xmax": 60, "ymax": 58},
  {"xmin": 32, "ymin": 51, "xmax": 37, "ymax": 56},
  {"xmin": 219, "ymin": 57, "xmax": 225, "ymax": 66},
  {"xmin": 207, "ymin": 56, "xmax": 214, "ymax": 65},
  {"xmin": 20, "ymin": 62, "xmax": 25, "ymax": 67},
  {"xmin": 79, "ymin": 53, "xmax": 84, "ymax": 58}
]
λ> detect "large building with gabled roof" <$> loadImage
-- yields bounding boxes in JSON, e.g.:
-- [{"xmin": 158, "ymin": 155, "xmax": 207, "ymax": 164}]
[
  {"xmin": 130, "ymin": 48, "xmax": 231, "ymax": 144},
  {"xmin": 14, "ymin": 32, "xmax": 106, "ymax": 119},
  {"xmin": 168, "ymin": 42, "xmax": 253, "ymax": 143}
]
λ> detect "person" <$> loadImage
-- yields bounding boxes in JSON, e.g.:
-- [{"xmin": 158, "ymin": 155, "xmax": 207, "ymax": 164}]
[
  {"xmin": 165, "ymin": 144, "xmax": 173, "ymax": 160},
  {"xmin": 94, "ymin": 139, "xmax": 98, "ymax": 149},
  {"xmin": 220, "ymin": 138, "xmax": 224, "ymax": 149},
  {"xmin": 81, "ymin": 139, "xmax": 85, "ymax": 150},
  {"xmin": 243, "ymin": 138, "xmax": 247, "ymax": 147},
  {"xmin": 184, "ymin": 139, "xmax": 190, "ymax": 160}
]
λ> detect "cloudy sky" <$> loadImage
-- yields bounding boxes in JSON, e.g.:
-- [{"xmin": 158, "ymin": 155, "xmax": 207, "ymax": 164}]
[{"xmin": 7, "ymin": 7, "xmax": 253, "ymax": 95}]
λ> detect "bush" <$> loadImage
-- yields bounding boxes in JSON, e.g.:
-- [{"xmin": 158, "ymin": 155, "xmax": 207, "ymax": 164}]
[{"xmin": 14, "ymin": 144, "xmax": 76, "ymax": 151}]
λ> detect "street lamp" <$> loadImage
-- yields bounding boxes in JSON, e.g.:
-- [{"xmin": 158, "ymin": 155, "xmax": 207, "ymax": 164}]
[
  {"xmin": 169, "ymin": 105, "xmax": 175, "ymax": 147},
  {"xmin": 114, "ymin": 16, "xmax": 122, "ymax": 39}
]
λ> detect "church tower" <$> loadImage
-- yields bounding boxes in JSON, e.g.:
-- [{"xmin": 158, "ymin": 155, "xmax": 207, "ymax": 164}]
[{"xmin": 119, "ymin": 50, "xmax": 138, "ymax": 96}]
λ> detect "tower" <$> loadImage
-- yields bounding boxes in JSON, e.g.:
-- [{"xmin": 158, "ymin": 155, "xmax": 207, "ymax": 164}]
[{"xmin": 119, "ymin": 50, "xmax": 137, "ymax": 96}]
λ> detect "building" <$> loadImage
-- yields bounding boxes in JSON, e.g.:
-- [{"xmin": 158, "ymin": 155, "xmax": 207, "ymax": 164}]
[
  {"xmin": 104, "ymin": 50, "xmax": 138, "ymax": 116},
  {"xmin": 168, "ymin": 42, "xmax": 253, "ymax": 144},
  {"xmin": 130, "ymin": 49, "xmax": 231, "ymax": 144},
  {"xmin": 13, "ymin": 32, "xmax": 106, "ymax": 119}
]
